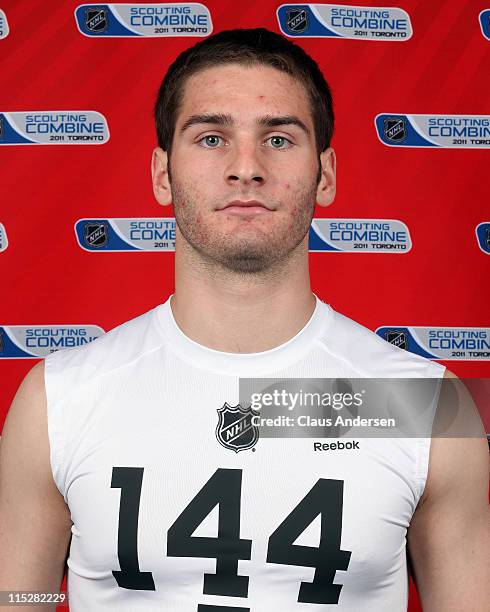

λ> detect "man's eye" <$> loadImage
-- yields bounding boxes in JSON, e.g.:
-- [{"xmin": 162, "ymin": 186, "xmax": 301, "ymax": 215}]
[
  {"xmin": 266, "ymin": 136, "xmax": 292, "ymax": 149},
  {"xmin": 198, "ymin": 135, "xmax": 223, "ymax": 148}
]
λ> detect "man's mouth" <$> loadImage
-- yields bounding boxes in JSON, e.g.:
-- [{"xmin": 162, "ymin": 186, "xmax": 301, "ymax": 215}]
[{"xmin": 220, "ymin": 200, "xmax": 272, "ymax": 214}]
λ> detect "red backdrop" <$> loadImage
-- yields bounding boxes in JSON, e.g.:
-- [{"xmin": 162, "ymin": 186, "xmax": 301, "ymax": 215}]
[{"xmin": 1, "ymin": 1, "xmax": 489, "ymax": 610}]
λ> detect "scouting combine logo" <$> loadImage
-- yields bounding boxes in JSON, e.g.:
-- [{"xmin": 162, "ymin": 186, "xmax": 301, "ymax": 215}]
[
  {"xmin": 216, "ymin": 403, "xmax": 259, "ymax": 452},
  {"xmin": 75, "ymin": 218, "xmax": 176, "ymax": 251},
  {"xmin": 479, "ymin": 9, "xmax": 490, "ymax": 40},
  {"xmin": 0, "ymin": 111, "xmax": 109, "ymax": 145},
  {"xmin": 0, "ymin": 325, "xmax": 105, "ymax": 358},
  {"xmin": 0, "ymin": 223, "xmax": 8, "ymax": 252},
  {"xmin": 475, "ymin": 222, "xmax": 490, "ymax": 254},
  {"xmin": 308, "ymin": 219, "xmax": 411, "ymax": 252},
  {"xmin": 278, "ymin": 4, "xmax": 412, "ymax": 40},
  {"xmin": 376, "ymin": 114, "xmax": 490, "ymax": 148},
  {"xmin": 377, "ymin": 326, "xmax": 490, "ymax": 360},
  {"xmin": 75, "ymin": 3, "xmax": 212, "ymax": 37},
  {"xmin": 0, "ymin": 9, "xmax": 9, "ymax": 39}
]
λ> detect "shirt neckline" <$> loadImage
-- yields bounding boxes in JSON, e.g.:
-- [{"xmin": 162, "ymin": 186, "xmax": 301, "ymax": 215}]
[{"xmin": 153, "ymin": 293, "xmax": 332, "ymax": 376}]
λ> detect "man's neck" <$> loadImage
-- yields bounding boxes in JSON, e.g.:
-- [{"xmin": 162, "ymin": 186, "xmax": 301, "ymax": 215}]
[{"xmin": 170, "ymin": 239, "xmax": 316, "ymax": 354}]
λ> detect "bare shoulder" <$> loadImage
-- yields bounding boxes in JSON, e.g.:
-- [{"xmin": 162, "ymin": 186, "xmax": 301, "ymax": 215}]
[
  {"xmin": 1, "ymin": 362, "xmax": 49, "ymax": 465},
  {"xmin": 406, "ymin": 369, "xmax": 489, "ymax": 609},
  {"xmin": 0, "ymin": 361, "xmax": 72, "ymax": 588},
  {"xmin": 421, "ymin": 368, "xmax": 488, "ymax": 504},
  {"xmin": 1, "ymin": 361, "xmax": 53, "ymax": 473}
]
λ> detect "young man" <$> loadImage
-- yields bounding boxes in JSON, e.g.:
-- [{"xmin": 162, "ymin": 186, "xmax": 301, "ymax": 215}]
[{"xmin": 0, "ymin": 28, "xmax": 488, "ymax": 611}]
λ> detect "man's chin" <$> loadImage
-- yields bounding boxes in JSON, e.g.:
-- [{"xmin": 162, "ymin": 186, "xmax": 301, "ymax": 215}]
[
  {"xmin": 218, "ymin": 255, "xmax": 274, "ymax": 274},
  {"xmin": 211, "ymin": 244, "xmax": 278, "ymax": 274}
]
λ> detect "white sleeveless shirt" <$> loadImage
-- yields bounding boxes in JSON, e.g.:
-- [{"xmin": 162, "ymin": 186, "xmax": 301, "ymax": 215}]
[{"xmin": 44, "ymin": 295, "xmax": 445, "ymax": 611}]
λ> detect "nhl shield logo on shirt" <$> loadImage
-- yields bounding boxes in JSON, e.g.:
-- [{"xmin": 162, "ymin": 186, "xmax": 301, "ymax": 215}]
[
  {"xmin": 385, "ymin": 330, "xmax": 408, "ymax": 350},
  {"xmin": 285, "ymin": 8, "xmax": 309, "ymax": 33},
  {"xmin": 216, "ymin": 403, "xmax": 259, "ymax": 452},
  {"xmin": 85, "ymin": 7, "xmax": 108, "ymax": 33},
  {"xmin": 84, "ymin": 222, "xmax": 108, "ymax": 248},
  {"xmin": 383, "ymin": 117, "xmax": 407, "ymax": 142}
]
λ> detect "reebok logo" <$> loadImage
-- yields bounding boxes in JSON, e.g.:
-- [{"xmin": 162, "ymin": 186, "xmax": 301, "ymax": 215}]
[{"xmin": 313, "ymin": 441, "xmax": 360, "ymax": 451}]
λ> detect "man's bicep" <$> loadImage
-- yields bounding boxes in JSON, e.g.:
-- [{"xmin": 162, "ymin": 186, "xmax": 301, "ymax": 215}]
[
  {"xmin": 0, "ymin": 361, "xmax": 72, "ymax": 591},
  {"xmin": 408, "ymin": 435, "xmax": 490, "ymax": 611}
]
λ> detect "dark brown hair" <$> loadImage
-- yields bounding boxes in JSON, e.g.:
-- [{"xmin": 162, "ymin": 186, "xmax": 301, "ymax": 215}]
[{"xmin": 154, "ymin": 28, "xmax": 334, "ymax": 156}]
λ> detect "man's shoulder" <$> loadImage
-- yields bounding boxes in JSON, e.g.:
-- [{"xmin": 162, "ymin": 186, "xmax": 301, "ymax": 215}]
[
  {"xmin": 324, "ymin": 306, "xmax": 446, "ymax": 378},
  {"xmin": 43, "ymin": 304, "xmax": 165, "ymax": 387}
]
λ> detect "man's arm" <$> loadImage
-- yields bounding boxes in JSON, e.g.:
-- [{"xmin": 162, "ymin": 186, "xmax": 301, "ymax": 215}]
[
  {"xmin": 408, "ymin": 370, "xmax": 490, "ymax": 611},
  {"xmin": 0, "ymin": 361, "xmax": 72, "ymax": 594}
]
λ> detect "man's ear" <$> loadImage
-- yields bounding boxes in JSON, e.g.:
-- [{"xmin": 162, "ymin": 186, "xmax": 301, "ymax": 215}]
[
  {"xmin": 316, "ymin": 147, "xmax": 336, "ymax": 208},
  {"xmin": 151, "ymin": 147, "xmax": 172, "ymax": 206}
]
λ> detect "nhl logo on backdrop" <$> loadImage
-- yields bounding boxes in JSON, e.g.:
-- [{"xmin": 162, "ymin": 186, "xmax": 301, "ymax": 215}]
[
  {"xmin": 475, "ymin": 222, "xmax": 490, "ymax": 254},
  {"xmin": 216, "ymin": 403, "xmax": 259, "ymax": 452},
  {"xmin": 385, "ymin": 330, "xmax": 408, "ymax": 350},
  {"xmin": 84, "ymin": 222, "xmax": 108, "ymax": 248},
  {"xmin": 85, "ymin": 7, "xmax": 108, "ymax": 33},
  {"xmin": 285, "ymin": 8, "xmax": 309, "ymax": 33},
  {"xmin": 384, "ymin": 117, "xmax": 407, "ymax": 142}
]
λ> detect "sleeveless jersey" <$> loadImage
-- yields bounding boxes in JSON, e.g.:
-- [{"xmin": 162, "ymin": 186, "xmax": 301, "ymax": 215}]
[{"xmin": 44, "ymin": 295, "xmax": 445, "ymax": 611}]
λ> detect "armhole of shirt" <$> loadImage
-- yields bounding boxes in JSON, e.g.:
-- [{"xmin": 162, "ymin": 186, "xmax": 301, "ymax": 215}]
[
  {"xmin": 414, "ymin": 437, "xmax": 432, "ymax": 503},
  {"xmin": 44, "ymin": 354, "xmax": 67, "ymax": 502},
  {"xmin": 414, "ymin": 361, "xmax": 447, "ymax": 503}
]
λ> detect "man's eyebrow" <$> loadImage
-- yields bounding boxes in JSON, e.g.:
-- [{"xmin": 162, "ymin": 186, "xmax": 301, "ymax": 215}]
[
  {"xmin": 180, "ymin": 113, "xmax": 233, "ymax": 133},
  {"xmin": 179, "ymin": 113, "xmax": 310, "ymax": 136},
  {"xmin": 258, "ymin": 114, "xmax": 311, "ymax": 136}
]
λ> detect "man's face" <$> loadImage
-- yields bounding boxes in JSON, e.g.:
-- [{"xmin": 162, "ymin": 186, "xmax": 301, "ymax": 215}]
[{"xmin": 164, "ymin": 63, "xmax": 332, "ymax": 273}]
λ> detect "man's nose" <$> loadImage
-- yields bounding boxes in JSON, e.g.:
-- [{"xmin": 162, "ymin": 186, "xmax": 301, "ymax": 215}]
[{"xmin": 223, "ymin": 142, "xmax": 267, "ymax": 186}]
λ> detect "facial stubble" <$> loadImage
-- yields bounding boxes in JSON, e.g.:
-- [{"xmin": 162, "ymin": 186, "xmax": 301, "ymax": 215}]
[{"xmin": 168, "ymin": 157, "xmax": 321, "ymax": 274}]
